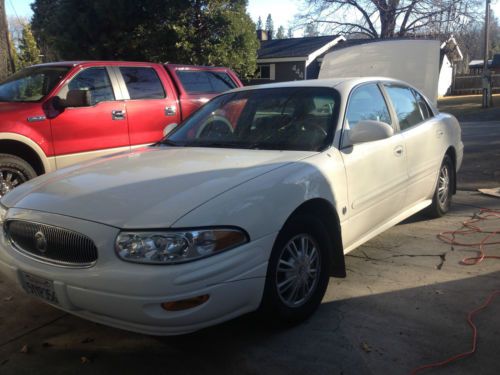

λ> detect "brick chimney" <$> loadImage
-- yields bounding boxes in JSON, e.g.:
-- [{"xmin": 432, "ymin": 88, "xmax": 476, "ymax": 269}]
[{"xmin": 256, "ymin": 29, "xmax": 270, "ymax": 41}]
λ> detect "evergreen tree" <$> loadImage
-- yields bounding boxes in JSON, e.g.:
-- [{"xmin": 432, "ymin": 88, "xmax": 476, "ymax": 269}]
[
  {"xmin": 287, "ymin": 27, "xmax": 293, "ymax": 38},
  {"xmin": 256, "ymin": 16, "xmax": 262, "ymax": 30},
  {"xmin": 265, "ymin": 14, "xmax": 274, "ymax": 39},
  {"xmin": 18, "ymin": 23, "xmax": 41, "ymax": 68},
  {"xmin": 31, "ymin": 0, "xmax": 259, "ymax": 79},
  {"xmin": 276, "ymin": 25, "xmax": 285, "ymax": 39}
]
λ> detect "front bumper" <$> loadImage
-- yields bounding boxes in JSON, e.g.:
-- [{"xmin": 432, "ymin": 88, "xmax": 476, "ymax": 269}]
[{"xmin": 0, "ymin": 208, "xmax": 274, "ymax": 335}]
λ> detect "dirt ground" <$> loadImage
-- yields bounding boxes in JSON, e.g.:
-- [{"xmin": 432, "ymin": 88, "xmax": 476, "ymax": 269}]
[{"xmin": 438, "ymin": 94, "xmax": 500, "ymax": 121}]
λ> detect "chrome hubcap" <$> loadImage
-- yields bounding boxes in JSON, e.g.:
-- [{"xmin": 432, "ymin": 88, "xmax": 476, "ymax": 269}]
[
  {"xmin": 276, "ymin": 234, "xmax": 321, "ymax": 308},
  {"xmin": 0, "ymin": 169, "xmax": 26, "ymax": 198},
  {"xmin": 437, "ymin": 165, "xmax": 450, "ymax": 207}
]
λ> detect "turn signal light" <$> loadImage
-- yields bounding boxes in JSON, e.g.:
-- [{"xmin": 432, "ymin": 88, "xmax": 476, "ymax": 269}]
[{"xmin": 161, "ymin": 295, "xmax": 210, "ymax": 311}]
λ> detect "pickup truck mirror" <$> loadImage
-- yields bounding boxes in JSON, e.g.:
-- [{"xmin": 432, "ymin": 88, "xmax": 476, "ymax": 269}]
[
  {"xmin": 348, "ymin": 120, "xmax": 394, "ymax": 144},
  {"xmin": 163, "ymin": 123, "xmax": 178, "ymax": 136}
]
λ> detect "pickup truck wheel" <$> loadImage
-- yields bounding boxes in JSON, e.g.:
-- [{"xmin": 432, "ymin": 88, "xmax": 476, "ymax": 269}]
[
  {"xmin": 0, "ymin": 154, "xmax": 37, "ymax": 198},
  {"xmin": 259, "ymin": 215, "xmax": 330, "ymax": 325},
  {"xmin": 426, "ymin": 154, "xmax": 454, "ymax": 218}
]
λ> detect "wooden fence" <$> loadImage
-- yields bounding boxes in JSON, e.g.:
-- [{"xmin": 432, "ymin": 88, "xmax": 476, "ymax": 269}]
[{"xmin": 452, "ymin": 74, "xmax": 500, "ymax": 95}]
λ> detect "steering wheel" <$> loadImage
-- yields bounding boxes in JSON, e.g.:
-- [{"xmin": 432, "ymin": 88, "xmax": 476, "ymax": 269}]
[{"xmin": 196, "ymin": 115, "xmax": 234, "ymax": 138}]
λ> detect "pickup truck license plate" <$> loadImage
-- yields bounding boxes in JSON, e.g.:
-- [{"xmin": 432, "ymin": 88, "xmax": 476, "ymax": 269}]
[{"xmin": 21, "ymin": 272, "xmax": 59, "ymax": 305}]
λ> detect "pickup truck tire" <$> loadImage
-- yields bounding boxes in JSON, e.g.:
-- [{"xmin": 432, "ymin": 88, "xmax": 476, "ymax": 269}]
[
  {"xmin": 0, "ymin": 154, "xmax": 37, "ymax": 198},
  {"xmin": 259, "ymin": 215, "xmax": 330, "ymax": 326}
]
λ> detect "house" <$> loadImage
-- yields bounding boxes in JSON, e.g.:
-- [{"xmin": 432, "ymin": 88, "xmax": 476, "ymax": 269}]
[
  {"xmin": 248, "ymin": 31, "xmax": 345, "ymax": 85},
  {"xmin": 469, "ymin": 54, "xmax": 500, "ymax": 74}
]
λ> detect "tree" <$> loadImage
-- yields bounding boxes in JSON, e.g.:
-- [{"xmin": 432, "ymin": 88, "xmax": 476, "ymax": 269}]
[
  {"xmin": 276, "ymin": 25, "xmax": 285, "ymax": 39},
  {"xmin": 265, "ymin": 13, "xmax": 274, "ymax": 39},
  {"xmin": 31, "ymin": 0, "xmax": 258, "ymax": 79},
  {"xmin": 0, "ymin": 0, "xmax": 15, "ymax": 79},
  {"xmin": 304, "ymin": 23, "xmax": 319, "ymax": 37},
  {"xmin": 287, "ymin": 27, "xmax": 294, "ymax": 38},
  {"xmin": 256, "ymin": 16, "xmax": 262, "ymax": 30},
  {"xmin": 299, "ymin": 0, "xmax": 483, "ymax": 39},
  {"xmin": 18, "ymin": 23, "xmax": 41, "ymax": 68}
]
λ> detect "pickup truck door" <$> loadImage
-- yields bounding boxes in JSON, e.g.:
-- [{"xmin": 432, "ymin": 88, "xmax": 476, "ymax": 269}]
[
  {"xmin": 112, "ymin": 65, "xmax": 181, "ymax": 146},
  {"xmin": 50, "ymin": 66, "xmax": 130, "ymax": 169}
]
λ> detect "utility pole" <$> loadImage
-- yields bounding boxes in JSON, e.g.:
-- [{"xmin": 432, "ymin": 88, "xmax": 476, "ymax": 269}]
[
  {"xmin": 482, "ymin": 0, "xmax": 492, "ymax": 108},
  {"xmin": 0, "ymin": 0, "xmax": 16, "ymax": 79}
]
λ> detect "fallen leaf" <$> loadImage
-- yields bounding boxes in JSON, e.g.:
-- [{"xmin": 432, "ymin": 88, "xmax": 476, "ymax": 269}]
[
  {"xmin": 3, "ymin": 296, "xmax": 13, "ymax": 302},
  {"xmin": 20, "ymin": 344, "xmax": 29, "ymax": 354},
  {"xmin": 361, "ymin": 342, "xmax": 372, "ymax": 353},
  {"xmin": 434, "ymin": 289, "xmax": 444, "ymax": 295},
  {"xmin": 80, "ymin": 356, "xmax": 91, "ymax": 364}
]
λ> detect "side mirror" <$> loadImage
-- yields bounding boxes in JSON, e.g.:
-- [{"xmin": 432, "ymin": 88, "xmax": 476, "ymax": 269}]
[
  {"xmin": 163, "ymin": 123, "xmax": 178, "ymax": 136},
  {"xmin": 348, "ymin": 120, "xmax": 394, "ymax": 144},
  {"xmin": 55, "ymin": 89, "xmax": 91, "ymax": 109}
]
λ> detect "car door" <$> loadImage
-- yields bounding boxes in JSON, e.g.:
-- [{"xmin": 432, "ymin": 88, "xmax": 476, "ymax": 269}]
[
  {"xmin": 382, "ymin": 84, "xmax": 443, "ymax": 206},
  {"xmin": 50, "ymin": 66, "xmax": 130, "ymax": 169},
  {"xmin": 340, "ymin": 83, "xmax": 408, "ymax": 248},
  {"xmin": 113, "ymin": 65, "xmax": 181, "ymax": 147}
]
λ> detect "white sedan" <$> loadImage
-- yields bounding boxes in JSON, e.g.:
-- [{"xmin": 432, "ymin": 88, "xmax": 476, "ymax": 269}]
[{"xmin": 0, "ymin": 78, "xmax": 463, "ymax": 335}]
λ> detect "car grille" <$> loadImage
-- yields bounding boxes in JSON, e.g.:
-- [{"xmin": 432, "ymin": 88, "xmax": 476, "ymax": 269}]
[{"xmin": 6, "ymin": 220, "xmax": 98, "ymax": 267}]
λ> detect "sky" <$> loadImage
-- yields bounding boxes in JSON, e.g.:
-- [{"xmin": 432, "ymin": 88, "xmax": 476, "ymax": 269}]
[{"xmin": 5, "ymin": 0, "xmax": 500, "ymax": 33}]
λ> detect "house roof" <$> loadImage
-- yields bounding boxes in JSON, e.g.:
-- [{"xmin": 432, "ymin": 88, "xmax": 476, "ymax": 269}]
[{"xmin": 258, "ymin": 35, "xmax": 341, "ymax": 59}]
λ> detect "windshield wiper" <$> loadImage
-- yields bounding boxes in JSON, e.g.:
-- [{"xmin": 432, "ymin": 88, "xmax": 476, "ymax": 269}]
[
  {"xmin": 152, "ymin": 139, "xmax": 183, "ymax": 147},
  {"xmin": 182, "ymin": 140, "xmax": 249, "ymax": 149}
]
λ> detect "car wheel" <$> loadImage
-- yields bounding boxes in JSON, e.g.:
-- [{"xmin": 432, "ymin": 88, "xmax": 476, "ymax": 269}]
[
  {"xmin": 0, "ymin": 154, "xmax": 37, "ymax": 198},
  {"xmin": 259, "ymin": 215, "xmax": 331, "ymax": 325},
  {"xmin": 426, "ymin": 154, "xmax": 454, "ymax": 218}
]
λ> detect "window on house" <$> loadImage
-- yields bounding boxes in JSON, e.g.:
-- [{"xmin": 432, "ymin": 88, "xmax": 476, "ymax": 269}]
[{"xmin": 255, "ymin": 64, "xmax": 275, "ymax": 80}]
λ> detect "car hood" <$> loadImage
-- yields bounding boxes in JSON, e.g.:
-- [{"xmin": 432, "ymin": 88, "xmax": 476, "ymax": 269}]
[{"xmin": 2, "ymin": 146, "xmax": 316, "ymax": 228}]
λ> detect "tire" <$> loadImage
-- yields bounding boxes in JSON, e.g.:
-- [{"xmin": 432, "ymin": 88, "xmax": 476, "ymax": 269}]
[
  {"xmin": 0, "ymin": 154, "xmax": 37, "ymax": 198},
  {"xmin": 259, "ymin": 214, "xmax": 331, "ymax": 325},
  {"xmin": 426, "ymin": 154, "xmax": 454, "ymax": 218}
]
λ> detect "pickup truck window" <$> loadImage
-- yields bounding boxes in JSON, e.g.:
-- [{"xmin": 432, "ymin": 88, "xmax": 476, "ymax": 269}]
[
  {"xmin": 66, "ymin": 67, "xmax": 115, "ymax": 105},
  {"xmin": 0, "ymin": 66, "xmax": 70, "ymax": 102},
  {"xmin": 176, "ymin": 71, "xmax": 237, "ymax": 94},
  {"xmin": 119, "ymin": 67, "xmax": 166, "ymax": 100}
]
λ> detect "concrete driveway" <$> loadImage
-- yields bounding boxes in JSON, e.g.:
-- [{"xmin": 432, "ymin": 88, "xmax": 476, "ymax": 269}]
[{"xmin": 0, "ymin": 102, "xmax": 499, "ymax": 374}]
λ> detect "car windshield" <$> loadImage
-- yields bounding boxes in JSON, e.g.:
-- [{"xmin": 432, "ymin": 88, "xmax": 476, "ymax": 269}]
[
  {"xmin": 162, "ymin": 87, "xmax": 339, "ymax": 151},
  {"xmin": 0, "ymin": 66, "xmax": 71, "ymax": 102}
]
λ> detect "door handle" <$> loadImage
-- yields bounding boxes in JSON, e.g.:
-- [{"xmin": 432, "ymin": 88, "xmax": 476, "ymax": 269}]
[
  {"xmin": 165, "ymin": 106, "xmax": 177, "ymax": 116},
  {"xmin": 394, "ymin": 145, "xmax": 404, "ymax": 157},
  {"xmin": 112, "ymin": 110, "xmax": 126, "ymax": 120}
]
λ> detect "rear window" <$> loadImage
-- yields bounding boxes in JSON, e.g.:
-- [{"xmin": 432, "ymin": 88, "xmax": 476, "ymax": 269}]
[
  {"xmin": 120, "ymin": 67, "xmax": 165, "ymax": 99},
  {"xmin": 176, "ymin": 70, "xmax": 237, "ymax": 94}
]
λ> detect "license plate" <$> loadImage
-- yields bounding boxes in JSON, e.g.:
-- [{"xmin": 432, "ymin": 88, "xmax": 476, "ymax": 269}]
[{"xmin": 20, "ymin": 272, "xmax": 59, "ymax": 305}]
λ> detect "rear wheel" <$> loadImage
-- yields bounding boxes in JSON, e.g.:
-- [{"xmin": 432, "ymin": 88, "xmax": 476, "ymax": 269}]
[
  {"xmin": 259, "ymin": 215, "xmax": 331, "ymax": 325},
  {"xmin": 426, "ymin": 154, "xmax": 454, "ymax": 218},
  {"xmin": 0, "ymin": 154, "xmax": 37, "ymax": 198}
]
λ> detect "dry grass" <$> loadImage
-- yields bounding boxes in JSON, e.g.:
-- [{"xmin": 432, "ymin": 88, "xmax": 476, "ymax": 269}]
[{"xmin": 437, "ymin": 94, "xmax": 500, "ymax": 121}]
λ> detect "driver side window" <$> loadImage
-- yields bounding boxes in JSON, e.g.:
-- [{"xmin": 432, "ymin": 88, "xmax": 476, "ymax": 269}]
[
  {"xmin": 60, "ymin": 67, "xmax": 115, "ymax": 106},
  {"xmin": 346, "ymin": 84, "xmax": 392, "ymax": 127}
]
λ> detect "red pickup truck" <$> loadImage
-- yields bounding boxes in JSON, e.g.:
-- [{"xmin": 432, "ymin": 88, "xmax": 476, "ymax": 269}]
[{"xmin": 0, "ymin": 61, "xmax": 242, "ymax": 197}]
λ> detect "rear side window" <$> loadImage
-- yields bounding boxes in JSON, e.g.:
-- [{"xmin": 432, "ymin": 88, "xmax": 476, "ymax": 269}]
[
  {"xmin": 176, "ymin": 71, "xmax": 237, "ymax": 94},
  {"xmin": 384, "ymin": 85, "xmax": 424, "ymax": 130},
  {"xmin": 120, "ymin": 67, "xmax": 165, "ymax": 99},
  {"xmin": 67, "ymin": 67, "xmax": 115, "ymax": 105},
  {"xmin": 412, "ymin": 89, "xmax": 433, "ymax": 120},
  {"xmin": 346, "ymin": 84, "xmax": 392, "ymax": 126}
]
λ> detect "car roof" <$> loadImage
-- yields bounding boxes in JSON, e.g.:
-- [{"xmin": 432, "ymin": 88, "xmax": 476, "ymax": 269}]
[{"xmin": 229, "ymin": 77, "xmax": 411, "ymax": 96}]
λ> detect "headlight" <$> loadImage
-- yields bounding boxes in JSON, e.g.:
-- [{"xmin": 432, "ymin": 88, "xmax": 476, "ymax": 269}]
[
  {"xmin": 0, "ymin": 204, "xmax": 7, "ymax": 226},
  {"xmin": 115, "ymin": 228, "xmax": 249, "ymax": 264}
]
